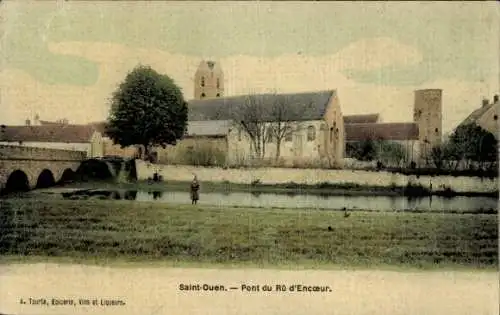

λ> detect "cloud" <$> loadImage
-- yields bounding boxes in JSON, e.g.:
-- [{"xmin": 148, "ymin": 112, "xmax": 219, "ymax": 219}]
[
  {"xmin": 332, "ymin": 37, "xmax": 424, "ymax": 71},
  {"xmin": 1, "ymin": 40, "xmax": 497, "ymax": 135}
]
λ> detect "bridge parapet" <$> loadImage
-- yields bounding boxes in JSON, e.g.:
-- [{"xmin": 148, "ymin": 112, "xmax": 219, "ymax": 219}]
[{"xmin": 0, "ymin": 145, "xmax": 86, "ymax": 161}]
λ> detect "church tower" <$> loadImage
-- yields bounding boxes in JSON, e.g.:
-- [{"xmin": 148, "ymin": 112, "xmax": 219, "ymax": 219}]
[
  {"xmin": 193, "ymin": 60, "xmax": 224, "ymax": 100},
  {"xmin": 413, "ymin": 89, "xmax": 443, "ymax": 162}
]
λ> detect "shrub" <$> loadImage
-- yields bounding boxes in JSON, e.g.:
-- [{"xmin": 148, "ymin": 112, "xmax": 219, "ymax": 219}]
[
  {"xmin": 180, "ymin": 143, "xmax": 226, "ymax": 167},
  {"xmin": 251, "ymin": 179, "xmax": 261, "ymax": 186}
]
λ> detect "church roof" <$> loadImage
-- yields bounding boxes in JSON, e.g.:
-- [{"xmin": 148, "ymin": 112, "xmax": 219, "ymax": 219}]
[
  {"xmin": 187, "ymin": 90, "xmax": 336, "ymax": 122},
  {"xmin": 344, "ymin": 114, "xmax": 380, "ymax": 124},
  {"xmin": 345, "ymin": 122, "xmax": 419, "ymax": 141},
  {"xmin": 0, "ymin": 125, "xmax": 98, "ymax": 143}
]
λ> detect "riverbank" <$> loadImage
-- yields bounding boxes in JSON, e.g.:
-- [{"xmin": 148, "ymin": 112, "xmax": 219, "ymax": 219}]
[
  {"xmin": 58, "ymin": 179, "xmax": 499, "ymax": 198},
  {"xmin": 135, "ymin": 161, "xmax": 499, "ymax": 195},
  {"xmin": 1, "ymin": 198, "xmax": 497, "ymax": 269}
]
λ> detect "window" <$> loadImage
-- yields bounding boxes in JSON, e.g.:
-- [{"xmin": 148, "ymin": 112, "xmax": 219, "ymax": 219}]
[
  {"xmin": 201, "ymin": 76, "xmax": 205, "ymax": 87},
  {"xmin": 216, "ymin": 93, "xmax": 220, "ymax": 97},
  {"xmin": 494, "ymin": 115, "xmax": 498, "ymax": 121},
  {"xmin": 435, "ymin": 128, "xmax": 439, "ymax": 133},
  {"xmin": 285, "ymin": 131, "xmax": 292, "ymax": 142},
  {"xmin": 201, "ymin": 93, "xmax": 206, "ymax": 98},
  {"xmin": 238, "ymin": 129, "xmax": 242, "ymax": 141},
  {"xmin": 307, "ymin": 125, "xmax": 316, "ymax": 141},
  {"xmin": 330, "ymin": 127, "xmax": 334, "ymax": 143},
  {"xmin": 216, "ymin": 78, "xmax": 220, "ymax": 89}
]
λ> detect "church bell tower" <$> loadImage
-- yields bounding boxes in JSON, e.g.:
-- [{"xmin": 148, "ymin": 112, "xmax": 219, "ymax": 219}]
[{"xmin": 193, "ymin": 60, "xmax": 224, "ymax": 100}]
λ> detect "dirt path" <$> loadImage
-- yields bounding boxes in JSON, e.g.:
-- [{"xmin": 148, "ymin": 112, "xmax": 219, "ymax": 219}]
[{"xmin": 0, "ymin": 264, "xmax": 497, "ymax": 315}]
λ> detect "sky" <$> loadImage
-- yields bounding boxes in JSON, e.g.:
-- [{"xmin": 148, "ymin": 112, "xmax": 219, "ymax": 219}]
[{"xmin": 0, "ymin": 1, "xmax": 498, "ymax": 134}]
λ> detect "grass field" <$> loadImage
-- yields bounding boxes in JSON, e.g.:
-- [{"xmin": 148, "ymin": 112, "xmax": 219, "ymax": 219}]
[{"xmin": 0, "ymin": 197, "xmax": 497, "ymax": 270}]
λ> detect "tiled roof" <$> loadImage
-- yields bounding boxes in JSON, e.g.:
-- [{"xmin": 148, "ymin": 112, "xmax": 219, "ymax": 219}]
[
  {"xmin": 0, "ymin": 125, "xmax": 98, "ymax": 143},
  {"xmin": 186, "ymin": 120, "xmax": 231, "ymax": 137},
  {"xmin": 344, "ymin": 114, "xmax": 379, "ymax": 124},
  {"xmin": 38, "ymin": 120, "xmax": 61, "ymax": 125},
  {"xmin": 458, "ymin": 103, "xmax": 495, "ymax": 128},
  {"xmin": 187, "ymin": 90, "xmax": 335, "ymax": 122},
  {"xmin": 345, "ymin": 123, "xmax": 419, "ymax": 141},
  {"xmin": 86, "ymin": 120, "xmax": 231, "ymax": 138}
]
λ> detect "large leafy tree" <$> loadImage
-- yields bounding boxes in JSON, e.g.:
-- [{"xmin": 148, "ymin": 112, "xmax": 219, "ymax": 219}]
[
  {"xmin": 446, "ymin": 124, "xmax": 497, "ymax": 169},
  {"xmin": 105, "ymin": 65, "xmax": 188, "ymax": 158}
]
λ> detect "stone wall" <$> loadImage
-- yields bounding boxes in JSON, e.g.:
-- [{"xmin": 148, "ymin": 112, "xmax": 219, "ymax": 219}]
[
  {"xmin": 0, "ymin": 144, "xmax": 86, "ymax": 161},
  {"xmin": 135, "ymin": 160, "xmax": 498, "ymax": 193}
]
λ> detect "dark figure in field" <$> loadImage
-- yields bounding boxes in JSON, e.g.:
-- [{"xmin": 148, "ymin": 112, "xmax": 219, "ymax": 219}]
[{"xmin": 190, "ymin": 176, "xmax": 200, "ymax": 205}]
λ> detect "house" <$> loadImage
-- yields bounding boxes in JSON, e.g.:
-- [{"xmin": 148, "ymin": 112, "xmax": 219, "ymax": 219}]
[
  {"xmin": 456, "ymin": 95, "xmax": 499, "ymax": 138},
  {"xmin": 84, "ymin": 121, "xmax": 140, "ymax": 159},
  {"xmin": 0, "ymin": 124, "xmax": 104, "ymax": 158},
  {"xmin": 187, "ymin": 90, "xmax": 345, "ymax": 167},
  {"xmin": 344, "ymin": 122, "xmax": 420, "ymax": 164}
]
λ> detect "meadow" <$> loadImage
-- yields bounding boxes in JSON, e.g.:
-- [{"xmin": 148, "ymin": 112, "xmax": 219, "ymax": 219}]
[{"xmin": 0, "ymin": 197, "xmax": 497, "ymax": 270}]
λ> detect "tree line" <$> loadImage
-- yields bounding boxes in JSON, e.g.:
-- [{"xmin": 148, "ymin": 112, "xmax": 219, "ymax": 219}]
[
  {"xmin": 429, "ymin": 124, "xmax": 497, "ymax": 171},
  {"xmin": 346, "ymin": 124, "xmax": 498, "ymax": 172}
]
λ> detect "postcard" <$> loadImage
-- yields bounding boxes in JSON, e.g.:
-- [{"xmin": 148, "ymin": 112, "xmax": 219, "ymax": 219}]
[{"xmin": 0, "ymin": 1, "xmax": 498, "ymax": 314}]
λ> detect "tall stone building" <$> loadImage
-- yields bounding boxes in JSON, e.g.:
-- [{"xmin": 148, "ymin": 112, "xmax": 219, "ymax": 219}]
[
  {"xmin": 193, "ymin": 60, "xmax": 224, "ymax": 100},
  {"xmin": 413, "ymin": 89, "xmax": 443, "ymax": 161}
]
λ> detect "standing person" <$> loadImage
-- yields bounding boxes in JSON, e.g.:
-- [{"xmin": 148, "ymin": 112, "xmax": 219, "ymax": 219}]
[{"xmin": 190, "ymin": 175, "xmax": 200, "ymax": 205}]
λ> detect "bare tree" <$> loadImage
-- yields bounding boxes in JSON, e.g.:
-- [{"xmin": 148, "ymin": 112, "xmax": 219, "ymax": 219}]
[
  {"xmin": 233, "ymin": 94, "xmax": 269, "ymax": 159},
  {"xmin": 267, "ymin": 94, "xmax": 297, "ymax": 161}
]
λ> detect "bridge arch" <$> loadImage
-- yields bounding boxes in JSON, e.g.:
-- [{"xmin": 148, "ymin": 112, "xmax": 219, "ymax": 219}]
[
  {"xmin": 58, "ymin": 168, "xmax": 76, "ymax": 184},
  {"xmin": 36, "ymin": 169, "xmax": 56, "ymax": 188},
  {"xmin": 77, "ymin": 159, "xmax": 114, "ymax": 180},
  {"xmin": 4, "ymin": 169, "xmax": 30, "ymax": 193}
]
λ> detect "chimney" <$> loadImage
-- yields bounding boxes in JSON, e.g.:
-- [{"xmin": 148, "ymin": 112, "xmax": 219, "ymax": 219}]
[
  {"xmin": 25, "ymin": 119, "xmax": 31, "ymax": 126},
  {"xmin": 482, "ymin": 99, "xmax": 489, "ymax": 107},
  {"xmin": 494, "ymin": 95, "xmax": 499, "ymax": 104}
]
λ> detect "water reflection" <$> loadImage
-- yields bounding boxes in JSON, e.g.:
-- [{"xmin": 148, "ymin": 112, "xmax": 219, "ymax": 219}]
[
  {"xmin": 60, "ymin": 189, "xmax": 498, "ymax": 213},
  {"xmin": 124, "ymin": 190, "xmax": 137, "ymax": 200}
]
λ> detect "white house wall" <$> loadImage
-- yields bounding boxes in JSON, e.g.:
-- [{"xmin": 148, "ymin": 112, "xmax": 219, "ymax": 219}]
[{"xmin": 90, "ymin": 132, "xmax": 104, "ymax": 158}]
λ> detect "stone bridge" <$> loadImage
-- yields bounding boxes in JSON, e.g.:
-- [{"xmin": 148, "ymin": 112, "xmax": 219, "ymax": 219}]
[{"xmin": 0, "ymin": 145, "xmax": 86, "ymax": 192}]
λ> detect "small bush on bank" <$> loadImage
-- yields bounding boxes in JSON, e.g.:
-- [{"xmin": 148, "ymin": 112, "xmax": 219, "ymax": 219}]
[
  {"xmin": 386, "ymin": 167, "xmax": 498, "ymax": 179},
  {"xmin": 403, "ymin": 182, "xmax": 431, "ymax": 196}
]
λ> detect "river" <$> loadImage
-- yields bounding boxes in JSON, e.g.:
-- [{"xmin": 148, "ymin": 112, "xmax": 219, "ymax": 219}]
[{"xmin": 55, "ymin": 189, "xmax": 498, "ymax": 213}]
